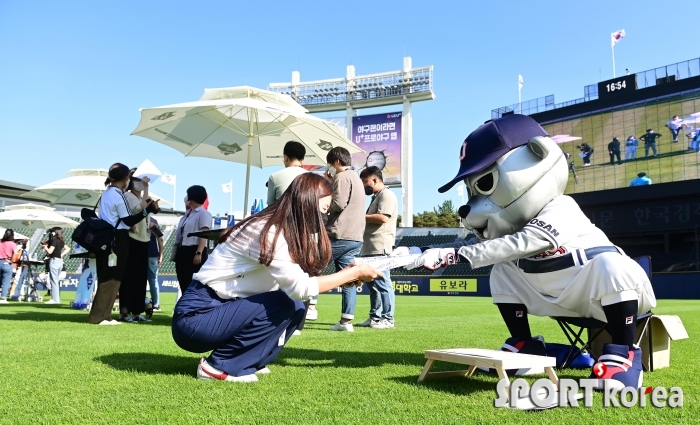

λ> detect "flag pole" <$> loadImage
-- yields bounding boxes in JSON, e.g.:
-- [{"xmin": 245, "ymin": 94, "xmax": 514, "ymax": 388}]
[
  {"xmin": 611, "ymin": 37, "xmax": 616, "ymax": 78},
  {"xmin": 173, "ymin": 181, "xmax": 176, "ymax": 211},
  {"xmin": 229, "ymin": 181, "xmax": 233, "ymax": 217},
  {"xmin": 517, "ymin": 75, "xmax": 523, "ymax": 114}
]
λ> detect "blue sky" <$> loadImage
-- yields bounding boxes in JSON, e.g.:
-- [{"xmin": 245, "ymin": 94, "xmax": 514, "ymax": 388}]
[{"xmin": 1, "ymin": 0, "xmax": 698, "ymax": 218}]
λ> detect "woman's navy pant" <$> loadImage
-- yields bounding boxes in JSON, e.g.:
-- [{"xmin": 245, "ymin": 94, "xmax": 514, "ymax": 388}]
[{"xmin": 172, "ymin": 281, "xmax": 306, "ymax": 377}]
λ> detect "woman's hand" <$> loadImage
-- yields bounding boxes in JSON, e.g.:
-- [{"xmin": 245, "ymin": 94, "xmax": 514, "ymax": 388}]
[
  {"xmin": 141, "ymin": 176, "xmax": 150, "ymax": 186},
  {"xmin": 351, "ymin": 263, "xmax": 381, "ymax": 282},
  {"xmin": 193, "ymin": 253, "xmax": 202, "ymax": 265}
]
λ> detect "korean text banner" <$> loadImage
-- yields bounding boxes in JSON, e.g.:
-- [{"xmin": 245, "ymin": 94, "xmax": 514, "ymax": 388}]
[{"xmin": 351, "ymin": 112, "xmax": 402, "ymax": 186}]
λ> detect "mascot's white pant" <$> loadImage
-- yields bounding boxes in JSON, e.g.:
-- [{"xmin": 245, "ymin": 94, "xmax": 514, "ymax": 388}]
[{"xmin": 490, "ymin": 252, "xmax": 657, "ymax": 322}]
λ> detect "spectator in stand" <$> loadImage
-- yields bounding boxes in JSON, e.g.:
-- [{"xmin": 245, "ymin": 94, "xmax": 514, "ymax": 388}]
[
  {"xmin": 145, "ymin": 217, "xmax": 164, "ymax": 317},
  {"xmin": 41, "ymin": 228, "xmax": 70, "ymax": 304},
  {"xmin": 88, "ymin": 163, "xmax": 159, "ymax": 325},
  {"xmin": 608, "ymin": 137, "xmax": 622, "ymax": 165},
  {"xmin": 0, "ymin": 229, "xmax": 20, "ymax": 303},
  {"xmin": 171, "ymin": 173, "xmax": 380, "ymax": 383},
  {"xmin": 119, "ymin": 171, "xmax": 153, "ymax": 323},
  {"xmin": 355, "ymin": 166, "xmax": 398, "ymax": 329},
  {"xmin": 266, "ymin": 141, "xmax": 308, "ymax": 205},
  {"xmin": 625, "ymin": 136, "xmax": 638, "ymax": 160},
  {"xmin": 630, "ymin": 172, "xmax": 652, "ymax": 186},
  {"xmin": 640, "ymin": 129, "xmax": 661, "ymax": 157},
  {"xmin": 175, "ymin": 186, "xmax": 212, "ymax": 293},
  {"xmin": 324, "ymin": 147, "xmax": 366, "ymax": 332}
]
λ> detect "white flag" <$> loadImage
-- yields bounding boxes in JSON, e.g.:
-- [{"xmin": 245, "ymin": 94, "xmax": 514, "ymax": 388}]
[
  {"xmin": 456, "ymin": 185, "xmax": 463, "ymax": 197},
  {"xmin": 222, "ymin": 181, "xmax": 232, "ymax": 193},
  {"xmin": 518, "ymin": 75, "xmax": 524, "ymax": 90},
  {"xmin": 161, "ymin": 173, "xmax": 176, "ymax": 186},
  {"xmin": 611, "ymin": 29, "xmax": 626, "ymax": 47}
]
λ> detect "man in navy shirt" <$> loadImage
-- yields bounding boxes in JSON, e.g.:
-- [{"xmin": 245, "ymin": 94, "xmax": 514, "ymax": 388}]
[{"xmin": 640, "ymin": 129, "xmax": 661, "ymax": 157}]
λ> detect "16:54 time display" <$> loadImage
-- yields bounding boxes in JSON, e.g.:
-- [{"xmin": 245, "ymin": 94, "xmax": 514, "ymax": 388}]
[{"xmin": 606, "ymin": 80, "xmax": 627, "ymax": 92}]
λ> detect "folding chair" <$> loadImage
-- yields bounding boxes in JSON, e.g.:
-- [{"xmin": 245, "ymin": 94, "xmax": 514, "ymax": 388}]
[{"xmin": 551, "ymin": 256, "xmax": 654, "ymax": 370}]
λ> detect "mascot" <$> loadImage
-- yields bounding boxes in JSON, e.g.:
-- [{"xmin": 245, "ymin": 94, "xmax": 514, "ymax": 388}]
[{"xmin": 394, "ymin": 114, "xmax": 656, "ymax": 389}]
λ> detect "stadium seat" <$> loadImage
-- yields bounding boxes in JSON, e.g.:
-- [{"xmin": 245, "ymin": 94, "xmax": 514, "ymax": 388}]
[{"xmin": 550, "ymin": 256, "xmax": 654, "ymax": 369}]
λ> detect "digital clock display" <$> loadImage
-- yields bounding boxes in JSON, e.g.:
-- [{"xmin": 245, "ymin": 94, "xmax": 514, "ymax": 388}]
[{"xmin": 597, "ymin": 75, "xmax": 637, "ymax": 99}]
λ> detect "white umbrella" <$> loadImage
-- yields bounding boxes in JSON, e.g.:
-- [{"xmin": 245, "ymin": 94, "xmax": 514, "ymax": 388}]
[
  {"xmin": 23, "ymin": 169, "xmax": 171, "ymax": 207},
  {"xmin": 0, "ymin": 227, "xmax": 30, "ymax": 240},
  {"xmin": 0, "ymin": 204, "xmax": 78, "ymax": 230},
  {"xmin": 550, "ymin": 135, "xmax": 583, "ymax": 144},
  {"xmin": 131, "ymin": 86, "xmax": 363, "ymax": 214}
]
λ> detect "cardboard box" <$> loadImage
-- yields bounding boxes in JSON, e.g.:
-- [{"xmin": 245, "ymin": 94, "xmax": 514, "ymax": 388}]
[{"xmin": 588, "ymin": 315, "xmax": 688, "ymax": 371}]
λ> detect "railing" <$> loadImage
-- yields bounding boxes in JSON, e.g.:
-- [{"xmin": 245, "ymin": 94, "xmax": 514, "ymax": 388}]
[
  {"xmin": 269, "ymin": 67, "xmax": 433, "ymax": 107},
  {"xmin": 492, "ymin": 57, "xmax": 700, "ymax": 119}
]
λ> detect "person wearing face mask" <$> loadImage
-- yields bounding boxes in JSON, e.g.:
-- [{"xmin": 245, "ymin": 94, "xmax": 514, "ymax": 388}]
[
  {"xmin": 354, "ymin": 166, "xmax": 398, "ymax": 329},
  {"xmin": 88, "ymin": 163, "xmax": 159, "ymax": 325},
  {"xmin": 171, "ymin": 173, "xmax": 381, "ymax": 383},
  {"xmin": 324, "ymin": 147, "xmax": 366, "ymax": 332},
  {"xmin": 175, "ymin": 186, "xmax": 212, "ymax": 294},
  {"xmin": 119, "ymin": 170, "xmax": 154, "ymax": 323}
]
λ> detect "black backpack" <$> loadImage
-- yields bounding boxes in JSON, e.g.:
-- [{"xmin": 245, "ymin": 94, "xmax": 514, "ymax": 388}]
[{"xmin": 71, "ymin": 197, "xmax": 121, "ymax": 255}]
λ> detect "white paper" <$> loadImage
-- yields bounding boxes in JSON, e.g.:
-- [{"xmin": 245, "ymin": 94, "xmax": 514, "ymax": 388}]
[
  {"xmin": 133, "ymin": 159, "xmax": 162, "ymax": 182},
  {"xmin": 353, "ymin": 255, "xmax": 421, "ymax": 271}
]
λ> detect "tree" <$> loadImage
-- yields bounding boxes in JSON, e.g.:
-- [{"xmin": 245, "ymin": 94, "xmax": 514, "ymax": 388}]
[{"xmin": 412, "ymin": 200, "xmax": 460, "ymax": 228}]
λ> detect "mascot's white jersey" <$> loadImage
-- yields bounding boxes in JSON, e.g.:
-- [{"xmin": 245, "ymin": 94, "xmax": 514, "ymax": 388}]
[{"xmin": 451, "ymin": 195, "xmax": 657, "ymax": 321}]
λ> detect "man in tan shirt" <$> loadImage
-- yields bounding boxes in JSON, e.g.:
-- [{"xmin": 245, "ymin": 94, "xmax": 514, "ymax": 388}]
[
  {"xmin": 355, "ymin": 166, "xmax": 398, "ymax": 329},
  {"xmin": 325, "ymin": 147, "xmax": 366, "ymax": 332}
]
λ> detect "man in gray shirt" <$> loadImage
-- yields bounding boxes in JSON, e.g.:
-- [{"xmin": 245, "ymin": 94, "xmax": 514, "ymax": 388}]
[
  {"xmin": 355, "ymin": 166, "xmax": 398, "ymax": 329},
  {"xmin": 326, "ymin": 147, "xmax": 366, "ymax": 332},
  {"xmin": 266, "ymin": 141, "xmax": 308, "ymax": 205}
]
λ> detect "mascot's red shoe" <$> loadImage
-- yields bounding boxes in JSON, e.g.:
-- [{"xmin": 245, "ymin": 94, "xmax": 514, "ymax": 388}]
[{"xmin": 590, "ymin": 343, "xmax": 643, "ymax": 390}]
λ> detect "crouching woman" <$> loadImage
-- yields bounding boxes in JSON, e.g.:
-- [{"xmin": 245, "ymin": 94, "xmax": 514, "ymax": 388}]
[{"xmin": 172, "ymin": 173, "xmax": 380, "ymax": 383}]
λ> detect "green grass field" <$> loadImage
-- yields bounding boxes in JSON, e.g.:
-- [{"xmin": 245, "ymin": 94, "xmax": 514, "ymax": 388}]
[{"xmin": 0, "ymin": 294, "xmax": 697, "ymax": 424}]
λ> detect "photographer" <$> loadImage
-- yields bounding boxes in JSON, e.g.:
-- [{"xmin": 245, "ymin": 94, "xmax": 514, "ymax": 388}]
[
  {"xmin": 41, "ymin": 228, "xmax": 70, "ymax": 304},
  {"xmin": 88, "ymin": 163, "xmax": 159, "ymax": 325},
  {"xmin": 119, "ymin": 170, "xmax": 158, "ymax": 323},
  {"xmin": 577, "ymin": 143, "xmax": 594, "ymax": 167}
]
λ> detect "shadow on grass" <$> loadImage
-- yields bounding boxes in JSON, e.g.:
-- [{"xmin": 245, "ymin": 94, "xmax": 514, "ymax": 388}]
[
  {"xmin": 389, "ymin": 374, "xmax": 497, "ymax": 397},
  {"xmin": 276, "ymin": 347, "xmax": 427, "ymax": 368},
  {"xmin": 0, "ymin": 307, "xmax": 172, "ymax": 326},
  {"xmin": 96, "ymin": 352, "xmax": 195, "ymax": 376}
]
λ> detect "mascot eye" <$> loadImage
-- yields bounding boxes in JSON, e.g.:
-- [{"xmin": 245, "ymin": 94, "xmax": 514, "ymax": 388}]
[{"xmin": 474, "ymin": 170, "xmax": 498, "ymax": 195}]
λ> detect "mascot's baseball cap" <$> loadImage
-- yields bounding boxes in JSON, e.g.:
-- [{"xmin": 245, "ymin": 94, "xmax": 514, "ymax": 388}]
[{"xmin": 438, "ymin": 114, "xmax": 548, "ymax": 193}]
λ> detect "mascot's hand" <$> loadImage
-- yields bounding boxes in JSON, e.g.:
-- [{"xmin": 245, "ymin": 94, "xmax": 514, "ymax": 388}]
[
  {"xmin": 407, "ymin": 248, "xmax": 456, "ymax": 270},
  {"xmin": 390, "ymin": 246, "xmax": 422, "ymax": 257}
]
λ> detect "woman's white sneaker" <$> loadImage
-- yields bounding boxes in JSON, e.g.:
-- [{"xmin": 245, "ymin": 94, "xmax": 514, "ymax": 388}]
[
  {"xmin": 196, "ymin": 358, "xmax": 258, "ymax": 383},
  {"xmin": 329, "ymin": 321, "xmax": 354, "ymax": 332}
]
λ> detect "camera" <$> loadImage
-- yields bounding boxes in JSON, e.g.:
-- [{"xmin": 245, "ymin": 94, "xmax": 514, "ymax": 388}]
[{"xmin": 145, "ymin": 198, "xmax": 161, "ymax": 215}]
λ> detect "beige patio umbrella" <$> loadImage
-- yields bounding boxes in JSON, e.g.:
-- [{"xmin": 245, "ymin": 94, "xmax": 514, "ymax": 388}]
[
  {"xmin": 131, "ymin": 86, "xmax": 363, "ymax": 214},
  {"xmin": 22, "ymin": 168, "xmax": 171, "ymax": 207}
]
